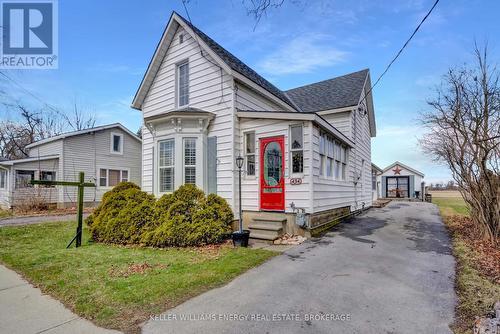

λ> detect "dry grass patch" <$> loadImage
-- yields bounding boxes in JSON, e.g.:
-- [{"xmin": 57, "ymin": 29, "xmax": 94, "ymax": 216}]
[{"xmin": 434, "ymin": 197, "xmax": 500, "ymax": 334}]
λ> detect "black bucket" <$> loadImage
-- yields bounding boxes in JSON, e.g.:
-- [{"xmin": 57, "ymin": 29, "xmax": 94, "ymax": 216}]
[{"xmin": 232, "ymin": 230, "xmax": 250, "ymax": 247}]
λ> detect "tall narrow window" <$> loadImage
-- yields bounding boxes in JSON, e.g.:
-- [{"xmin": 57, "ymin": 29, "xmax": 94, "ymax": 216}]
[
  {"xmin": 0, "ymin": 170, "xmax": 6, "ymax": 189},
  {"xmin": 341, "ymin": 146, "xmax": 348, "ymax": 180},
  {"xmin": 334, "ymin": 142, "xmax": 341, "ymax": 180},
  {"xmin": 177, "ymin": 61, "xmax": 189, "ymax": 107},
  {"xmin": 111, "ymin": 133, "xmax": 123, "ymax": 154},
  {"xmin": 245, "ymin": 132, "xmax": 255, "ymax": 176},
  {"xmin": 159, "ymin": 139, "xmax": 175, "ymax": 192},
  {"xmin": 326, "ymin": 135, "xmax": 334, "ymax": 177},
  {"xmin": 99, "ymin": 169, "xmax": 107, "ymax": 187},
  {"xmin": 290, "ymin": 125, "xmax": 303, "ymax": 174},
  {"xmin": 184, "ymin": 138, "xmax": 196, "ymax": 184},
  {"xmin": 319, "ymin": 132, "xmax": 325, "ymax": 176}
]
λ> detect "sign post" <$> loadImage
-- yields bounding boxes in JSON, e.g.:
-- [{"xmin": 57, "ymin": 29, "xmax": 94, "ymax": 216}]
[{"xmin": 30, "ymin": 172, "xmax": 95, "ymax": 248}]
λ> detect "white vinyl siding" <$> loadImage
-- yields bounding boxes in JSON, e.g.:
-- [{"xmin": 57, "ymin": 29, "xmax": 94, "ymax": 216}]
[{"xmin": 141, "ymin": 26, "xmax": 234, "ymax": 208}]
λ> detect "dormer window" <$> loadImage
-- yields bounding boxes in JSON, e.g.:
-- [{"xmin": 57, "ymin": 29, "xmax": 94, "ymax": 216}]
[
  {"xmin": 111, "ymin": 132, "xmax": 123, "ymax": 154},
  {"xmin": 177, "ymin": 61, "xmax": 189, "ymax": 107}
]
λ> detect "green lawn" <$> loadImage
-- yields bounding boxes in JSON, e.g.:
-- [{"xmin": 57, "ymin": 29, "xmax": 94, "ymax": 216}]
[
  {"xmin": 0, "ymin": 222, "xmax": 276, "ymax": 333},
  {"xmin": 432, "ymin": 197, "xmax": 469, "ymax": 216},
  {"xmin": 433, "ymin": 196, "xmax": 500, "ymax": 334}
]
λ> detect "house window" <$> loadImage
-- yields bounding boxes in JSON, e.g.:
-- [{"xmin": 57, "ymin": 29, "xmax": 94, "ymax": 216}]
[
  {"xmin": 341, "ymin": 146, "xmax": 348, "ymax": 180},
  {"xmin": 0, "ymin": 170, "xmax": 6, "ymax": 189},
  {"xmin": 334, "ymin": 142, "xmax": 341, "ymax": 180},
  {"xmin": 111, "ymin": 133, "xmax": 123, "ymax": 154},
  {"xmin": 290, "ymin": 125, "xmax": 303, "ymax": 174},
  {"xmin": 327, "ymin": 135, "xmax": 334, "ymax": 178},
  {"xmin": 159, "ymin": 139, "xmax": 175, "ymax": 192},
  {"xmin": 15, "ymin": 170, "xmax": 34, "ymax": 189},
  {"xmin": 319, "ymin": 132, "xmax": 325, "ymax": 176},
  {"xmin": 244, "ymin": 132, "xmax": 255, "ymax": 176},
  {"xmin": 179, "ymin": 33, "xmax": 184, "ymax": 44},
  {"xmin": 40, "ymin": 171, "xmax": 56, "ymax": 188},
  {"xmin": 99, "ymin": 168, "xmax": 128, "ymax": 187},
  {"xmin": 177, "ymin": 61, "xmax": 189, "ymax": 107},
  {"xmin": 184, "ymin": 138, "xmax": 196, "ymax": 184}
]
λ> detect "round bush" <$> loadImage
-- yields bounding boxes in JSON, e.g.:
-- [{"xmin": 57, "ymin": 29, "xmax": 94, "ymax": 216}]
[
  {"xmin": 87, "ymin": 185, "xmax": 156, "ymax": 244},
  {"xmin": 88, "ymin": 183, "xmax": 234, "ymax": 247}
]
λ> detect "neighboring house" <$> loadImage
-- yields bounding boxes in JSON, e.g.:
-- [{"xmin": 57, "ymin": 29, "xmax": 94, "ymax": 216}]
[
  {"xmin": 377, "ymin": 161, "xmax": 425, "ymax": 199},
  {"xmin": 371, "ymin": 163, "xmax": 383, "ymax": 201},
  {"xmin": 0, "ymin": 123, "xmax": 142, "ymax": 209},
  {"xmin": 132, "ymin": 12, "xmax": 376, "ymax": 238}
]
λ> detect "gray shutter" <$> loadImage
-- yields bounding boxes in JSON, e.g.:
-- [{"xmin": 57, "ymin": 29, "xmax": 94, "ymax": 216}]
[
  {"xmin": 381, "ymin": 176, "xmax": 387, "ymax": 197},
  {"xmin": 409, "ymin": 175, "xmax": 415, "ymax": 198},
  {"xmin": 207, "ymin": 136, "xmax": 217, "ymax": 194}
]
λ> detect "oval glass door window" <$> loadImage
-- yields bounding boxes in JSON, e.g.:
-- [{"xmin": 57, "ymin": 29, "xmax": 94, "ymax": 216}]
[{"xmin": 264, "ymin": 142, "xmax": 282, "ymax": 187}]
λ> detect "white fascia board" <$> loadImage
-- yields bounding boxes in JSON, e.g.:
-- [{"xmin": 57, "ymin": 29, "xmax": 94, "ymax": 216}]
[{"xmin": 237, "ymin": 111, "xmax": 355, "ymax": 147}]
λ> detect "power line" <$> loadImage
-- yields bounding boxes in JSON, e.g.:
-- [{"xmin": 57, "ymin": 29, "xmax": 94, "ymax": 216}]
[
  {"xmin": 360, "ymin": 0, "xmax": 441, "ymax": 106},
  {"xmin": 0, "ymin": 71, "xmax": 62, "ymax": 114}
]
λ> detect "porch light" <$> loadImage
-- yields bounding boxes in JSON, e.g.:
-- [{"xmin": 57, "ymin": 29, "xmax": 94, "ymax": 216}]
[
  {"xmin": 232, "ymin": 155, "xmax": 250, "ymax": 247},
  {"xmin": 235, "ymin": 155, "xmax": 244, "ymax": 169}
]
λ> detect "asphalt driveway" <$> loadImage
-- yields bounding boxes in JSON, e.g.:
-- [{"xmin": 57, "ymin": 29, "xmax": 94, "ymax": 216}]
[{"xmin": 143, "ymin": 201, "xmax": 456, "ymax": 334}]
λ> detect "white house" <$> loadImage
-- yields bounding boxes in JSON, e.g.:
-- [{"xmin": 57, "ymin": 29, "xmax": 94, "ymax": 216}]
[
  {"xmin": 0, "ymin": 123, "xmax": 142, "ymax": 209},
  {"xmin": 376, "ymin": 161, "xmax": 425, "ymax": 199},
  {"xmin": 132, "ymin": 12, "xmax": 376, "ymax": 238},
  {"xmin": 371, "ymin": 163, "xmax": 383, "ymax": 201}
]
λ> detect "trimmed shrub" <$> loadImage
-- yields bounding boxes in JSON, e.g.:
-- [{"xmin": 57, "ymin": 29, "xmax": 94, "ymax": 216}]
[
  {"xmin": 143, "ymin": 185, "xmax": 233, "ymax": 247},
  {"xmin": 87, "ymin": 183, "xmax": 233, "ymax": 247},
  {"xmin": 86, "ymin": 183, "xmax": 156, "ymax": 244}
]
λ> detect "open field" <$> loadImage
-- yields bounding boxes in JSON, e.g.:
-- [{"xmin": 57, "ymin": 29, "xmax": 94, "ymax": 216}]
[
  {"xmin": 433, "ymin": 197, "xmax": 500, "ymax": 334},
  {"xmin": 0, "ymin": 221, "xmax": 276, "ymax": 333}
]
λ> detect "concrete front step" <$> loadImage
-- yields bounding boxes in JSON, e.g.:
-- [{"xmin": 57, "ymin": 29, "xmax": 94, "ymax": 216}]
[
  {"xmin": 252, "ymin": 217, "xmax": 287, "ymax": 224},
  {"xmin": 248, "ymin": 223, "xmax": 283, "ymax": 231},
  {"xmin": 249, "ymin": 220, "xmax": 284, "ymax": 241}
]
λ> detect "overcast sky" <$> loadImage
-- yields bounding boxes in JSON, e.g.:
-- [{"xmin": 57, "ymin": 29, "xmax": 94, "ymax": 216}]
[{"xmin": 1, "ymin": 0, "xmax": 499, "ymax": 184}]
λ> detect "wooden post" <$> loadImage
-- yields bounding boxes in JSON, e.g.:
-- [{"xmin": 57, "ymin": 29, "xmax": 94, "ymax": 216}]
[
  {"xmin": 30, "ymin": 172, "xmax": 95, "ymax": 248},
  {"xmin": 76, "ymin": 172, "xmax": 84, "ymax": 247}
]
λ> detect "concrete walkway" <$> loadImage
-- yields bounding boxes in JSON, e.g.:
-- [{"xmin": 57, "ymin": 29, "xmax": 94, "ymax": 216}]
[
  {"xmin": 0, "ymin": 265, "xmax": 120, "ymax": 334},
  {"xmin": 0, "ymin": 213, "xmax": 89, "ymax": 227},
  {"xmin": 143, "ymin": 202, "xmax": 456, "ymax": 334}
]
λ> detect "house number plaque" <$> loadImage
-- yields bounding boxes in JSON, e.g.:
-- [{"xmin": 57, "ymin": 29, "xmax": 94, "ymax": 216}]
[{"xmin": 290, "ymin": 178, "xmax": 302, "ymax": 185}]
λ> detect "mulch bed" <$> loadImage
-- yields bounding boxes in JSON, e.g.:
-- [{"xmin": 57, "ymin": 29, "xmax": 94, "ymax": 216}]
[{"xmin": 445, "ymin": 214, "xmax": 500, "ymax": 284}]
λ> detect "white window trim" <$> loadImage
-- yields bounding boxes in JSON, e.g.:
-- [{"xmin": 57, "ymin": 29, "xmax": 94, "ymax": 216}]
[
  {"xmin": 289, "ymin": 124, "xmax": 304, "ymax": 177},
  {"xmin": 183, "ymin": 137, "xmax": 197, "ymax": 185},
  {"xmin": 176, "ymin": 59, "xmax": 189, "ymax": 108},
  {"xmin": 0, "ymin": 169, "xmax": 7, "ymax": 189},
  {"xmin": 154, "ymin": 132, "xmax": 205, "ymax": 197},
  {"xmin": 98, "ymin": 167, "xmax": 130, "ymax": 189},
  {"xmin": 243, "ymin": 131, "xmax": 256, "ymax": 179},
  {"xmin": 110, "ymin": 132, "xmax": 124, "ymax": 155}
]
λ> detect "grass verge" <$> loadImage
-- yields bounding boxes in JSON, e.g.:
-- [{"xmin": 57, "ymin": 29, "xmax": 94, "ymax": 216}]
[
  {"xmin": 433, "ymin": 197, "xmax": 500, "ymax": 334},
  {"xmin": 0, "ymin": 221, "xmax": 277, "ymax": 333}
]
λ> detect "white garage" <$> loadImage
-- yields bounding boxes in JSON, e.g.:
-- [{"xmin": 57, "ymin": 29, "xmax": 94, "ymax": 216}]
[{"xmin": 376, "ymin": 161, "xmax": 425, "ymax": 199}]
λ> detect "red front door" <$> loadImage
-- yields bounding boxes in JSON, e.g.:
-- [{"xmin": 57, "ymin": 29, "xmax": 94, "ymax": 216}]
[{"xmin": 260, "ymin": 136, "xmax": 285, "ymax": 211}]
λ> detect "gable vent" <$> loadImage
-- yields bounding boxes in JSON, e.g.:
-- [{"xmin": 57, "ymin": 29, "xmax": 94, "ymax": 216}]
[{"xmin": 179, "ymin": 33, "xmax": 184, "ymax": 44}]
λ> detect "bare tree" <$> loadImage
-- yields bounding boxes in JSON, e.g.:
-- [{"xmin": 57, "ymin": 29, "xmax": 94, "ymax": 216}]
[
  {"xmin": 420, "ymin": 44, "xmax": 500, "ymax": 242},
  {"xmin": 60, "ymin": 101, "xmax": 96, "ymax": 131}
]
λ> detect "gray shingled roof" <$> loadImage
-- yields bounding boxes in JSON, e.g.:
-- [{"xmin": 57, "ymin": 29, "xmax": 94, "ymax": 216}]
[
  {"xmin": 285, "ymin": 69, "xmax": 369, "ymax": 112},
  {"xmin": 176, "ymin": 12, "xmax": 297, "ymax": 110}
]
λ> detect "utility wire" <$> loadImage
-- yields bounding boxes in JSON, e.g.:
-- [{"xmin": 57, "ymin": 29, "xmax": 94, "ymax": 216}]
[{"xmin": 359, "ymin": 0, "xmax": 441, "ymax": 106}]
